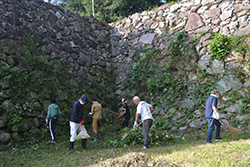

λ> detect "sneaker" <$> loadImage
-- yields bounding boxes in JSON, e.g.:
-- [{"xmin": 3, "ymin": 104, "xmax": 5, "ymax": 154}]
[
  {"xmin": 215, "ymin": 138, "xmax": 223, "ymax": 142},
  {"xmin": 48, "ymin": 140, "xmax": 56, "ymax": 144},
  {"xmin": 142, "ymin": 146, "xmax": 147, "ymax": 149}
]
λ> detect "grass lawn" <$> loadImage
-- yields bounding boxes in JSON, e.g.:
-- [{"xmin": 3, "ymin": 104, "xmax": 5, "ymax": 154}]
[{"xmin": 1, "ymin": 130, "xmax": 250, "ymax": 167}]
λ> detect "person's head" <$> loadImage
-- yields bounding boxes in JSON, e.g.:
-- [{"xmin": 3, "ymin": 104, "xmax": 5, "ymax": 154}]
[
  {"xmin": 132, "ymin": 96, "xmax": 140, "ymax": 105},
  {"xmin": 121, "ymin": 98, "xmax": 127, "ymax": 105},
  {"xmin": 50, "ymin": 97, "xmax": 56, "ymax": 103},
  {"xmin": 211, "ymin": 89, "xmax": 220, "ymax": 97},
  {"xmin": 80, "ymin": 95, "xmax": 87, "ymax": 104},
  {"xmin": 92, "ymin": 98, "xmax": 97, "ymax": 103}
]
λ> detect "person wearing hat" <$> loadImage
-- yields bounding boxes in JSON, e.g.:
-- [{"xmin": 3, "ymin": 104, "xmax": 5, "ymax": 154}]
[
  {"xmin": 69, "ymin": 95, "xmax": 88, "ymax": 150},
  {"xmin": 204, "ymin": 89, "xmax": 222, "ymax": 143},
  {"xmin": 91, "ymin": 98, "xmax": 104, "ymax": 142},
  {"xmin": 46, "ymin": 97, "xmax": 61, "ymax": 144},
  {"xmin": 118, "ymin": 98, "xmax": 131, "ymax": 128}
]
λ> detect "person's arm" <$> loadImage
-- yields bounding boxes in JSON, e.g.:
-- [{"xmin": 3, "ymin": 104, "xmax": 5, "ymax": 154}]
[
  {"xmin": 91, "ymin": 105, "xmax": 94, "ymax": 116},
  {"xmin": 119, "ymin": 107, "xmax": 126, "ymax": 117},
  {"xmin": 46, "ymin": 105, "xmax": 51, "ymax": 119},
  {"xmin": 135, "ymin": 113, "xmax": 140, "ymax": 123},
  {"xmin": 212, "ymin": 106, "xmax": 219, "ymax": 114},
  {"xmin": 58, "ymin": 106, "xmax": 61, "ymax": 116},
  {"xmin": 150, "ymin": 105, "xmax": 153, "ymax": 112},
  {"xmin": 133, "ymin": 113, "xmax": 140, "ymax": 128}
]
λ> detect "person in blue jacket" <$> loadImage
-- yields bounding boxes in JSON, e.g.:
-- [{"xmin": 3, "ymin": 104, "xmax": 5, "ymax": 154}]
[
  {"xmin": 204, "ymin": 89, "xmax": 222, "ymax": 143},
  {"xmin": 46, "ymin": 97, "xmax": 61, "ymax": 144},
  {"xmin": 69, "ymin": 95, "xmax": 88, "ymax": 150}
]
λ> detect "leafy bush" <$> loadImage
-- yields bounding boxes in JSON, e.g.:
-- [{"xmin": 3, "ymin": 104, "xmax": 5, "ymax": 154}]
[
  {"xmin": 238, "ymin": 95, "xmax": 250, "ymax": 114},
  {"xmin": 103, "ymin": 120, "xmax": 178, "ymax": 149},
  {"xmin": 209, "ymin": 33, "xmax": 231, "ymax": 60}
]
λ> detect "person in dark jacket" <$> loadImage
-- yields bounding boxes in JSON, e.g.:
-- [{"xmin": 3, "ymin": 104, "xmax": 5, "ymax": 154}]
[
  {"xmin": 118, "ymin": 98, "xmax": 131, "ymax": 128},
  {"xmin": 69, "ymin": 95, "xmax": 88, "ymax": 150},
  {"xmin": 204, "ymin": 89, "xmax": 222, "ymax": 143},
  {"xmin": 46, "ymin": 97, "xmax": 61, "ymax": 144}
]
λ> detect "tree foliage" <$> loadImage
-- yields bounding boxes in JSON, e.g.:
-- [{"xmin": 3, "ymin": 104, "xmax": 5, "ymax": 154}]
[{"xmin": 60, "ymin": 0, "xmax": 163, "ymax": 22}]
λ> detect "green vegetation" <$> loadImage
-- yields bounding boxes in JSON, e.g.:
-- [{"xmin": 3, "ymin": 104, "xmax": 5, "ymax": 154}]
[
  {"xmin": 209, "ymin": 33, "xmax": 250, "ymax": 61},
  {"xmin": 103, "ymin": 121, "xmax": 176, "ymax": 149},
  {"xmin": 208, "ymin": 33, "xmax": 250, "ymax": 114},
  {"xmin": 209, "ymin": 33, "xmax": 231, "ymax": 60},
  {"xmin": 123, "ymin": 31, "xmax": 198, "ymax": 107},
  {"xmin": 1, "ymin": 130, "xmax": 250, "ymax": 167},
  {"xmin": 0, "ymin": 35, "xmax": 118, "ymax": 143},
  {"xmin": 59, "ymin": 0, "xmax": 164, "ymax": 22}
]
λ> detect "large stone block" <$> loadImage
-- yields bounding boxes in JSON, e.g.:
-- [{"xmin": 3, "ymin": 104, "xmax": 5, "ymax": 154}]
[
  {"xmin": 185, "ymin": 13, "xmax": 204, "ymax": 31},
  {"xmin": 138, "ymin": 33, "xmax": 156, "ymax": 45}
]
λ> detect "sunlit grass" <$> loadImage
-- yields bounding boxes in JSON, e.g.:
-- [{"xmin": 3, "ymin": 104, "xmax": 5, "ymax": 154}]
[{"xmin": 1, "ymin": 131, "xmax": 250, "ymax": 166}]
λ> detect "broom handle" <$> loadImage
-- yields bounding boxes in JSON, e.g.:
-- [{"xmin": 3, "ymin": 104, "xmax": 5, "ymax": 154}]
[{"xmin": 218, "ymin": 119, "xmax": 229, "ymax": 128}]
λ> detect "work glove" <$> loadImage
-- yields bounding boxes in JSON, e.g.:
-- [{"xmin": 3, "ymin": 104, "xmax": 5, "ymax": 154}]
[
  {"xmin": 212, "ymin": 112, "xmax": 220, "ymax": 120},
  {"xmin": 80, "ymin": 121, "xmax": 83, "ymax": 126},
  {"xmin": 89, "ymin": 112, "xmax": 92, "ymax": 115},
  {"xmin": 118, "ymin": 115, "xmax": 122, "ymax": 118},
  {"xmin": 46, "ymin": 119, "xmax": 49, "ymax": 128},
  {"xmin": 133, "ymin": 122, "xmax": 138, "ymax": 129}
]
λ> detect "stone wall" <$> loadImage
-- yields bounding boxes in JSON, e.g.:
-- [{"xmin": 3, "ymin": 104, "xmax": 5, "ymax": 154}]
[
  {"xmin": 109, "ymin": 0, "xmax": 250, "ymax": 131},
  {"xmin": 0, "ymin": 0, "xmax": 250, "ymax": 143},
  {"xmin": 110, "ymin": 0, "xmax": 250, "ymax": 88},
  {"xmin": 0, "ymin": 0, "xmax": 114, "ymax": 144}
]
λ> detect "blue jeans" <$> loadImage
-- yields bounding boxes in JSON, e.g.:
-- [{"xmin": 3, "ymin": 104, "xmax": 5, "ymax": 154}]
[{"xmin": 206, "ymin": 118, "xmax": 221, "ymax": 143}]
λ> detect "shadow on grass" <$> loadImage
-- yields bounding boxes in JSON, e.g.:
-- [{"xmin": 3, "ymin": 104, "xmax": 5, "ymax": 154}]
[{"xmin": 1, "ymin": 128, "xmax": 250, "ymax": 167}]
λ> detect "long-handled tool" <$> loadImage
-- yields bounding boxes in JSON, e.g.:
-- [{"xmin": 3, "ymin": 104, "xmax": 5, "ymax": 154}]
[
  {"xmin": 122, "ymin": 121, "xmax": 142, "ymax": 140},
  {"xmin": 122, "ymin": 110, "xmax": 155, "ymax": 140},
  {"xmin": 202, "ymin": 104, "xmax": 241, "ymax": 136},
  {"xmin": 108, "ymin": 110, "xmax": 120, "ymax": 116}
]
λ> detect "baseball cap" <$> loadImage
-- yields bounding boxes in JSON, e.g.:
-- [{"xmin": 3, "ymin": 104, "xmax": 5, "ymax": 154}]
[
  {"xmin": 81, "ymin": 95, "xmax": 87, "ymax": 103},
  {"xmin": 121, "ymin": 98, "xmax": 127, "ymax": 102}
]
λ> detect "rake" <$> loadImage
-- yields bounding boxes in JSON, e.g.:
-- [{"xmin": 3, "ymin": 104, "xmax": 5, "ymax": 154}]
[
  {"xmin": 108, "ymin": 110, "xmax": 120, "ymax": 116},
  {"xmin": 122, "ymin": 110, "xmax": 155, "ymax": 140},
  {"xmin": 202, "ymin": 104, "xmax": 241, "ymax": 136}
]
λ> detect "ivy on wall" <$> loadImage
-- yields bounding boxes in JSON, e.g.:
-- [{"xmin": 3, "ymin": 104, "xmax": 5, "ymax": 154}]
[{"xmin": 123, "ymin": 31, "xmax": 199, "ymax": 107}]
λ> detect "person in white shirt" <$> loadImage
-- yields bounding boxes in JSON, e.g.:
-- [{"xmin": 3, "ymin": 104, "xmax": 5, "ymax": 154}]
[{"xmin": 133, "ymin": 96, "xmax": 154, "ymax": 149}]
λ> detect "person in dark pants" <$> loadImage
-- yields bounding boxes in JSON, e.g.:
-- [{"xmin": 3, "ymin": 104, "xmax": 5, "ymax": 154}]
[
  {"xmin": 118, "ymin": 98, "xmax": 131, "ymax": 128},
  {"xmin": 133, "ymin": 96, "xmax": 154, "ymax": 149},
  {"xmin": 204, "ymin": 89, "xmax": 222, "ymax": 143},
  {"xmin": 46, "ymin": 97, "xmax": 61, "ymax": 144},
  {"xmin": 69, "ymin": 95, "xmax": 88, "ymax": 150}
]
